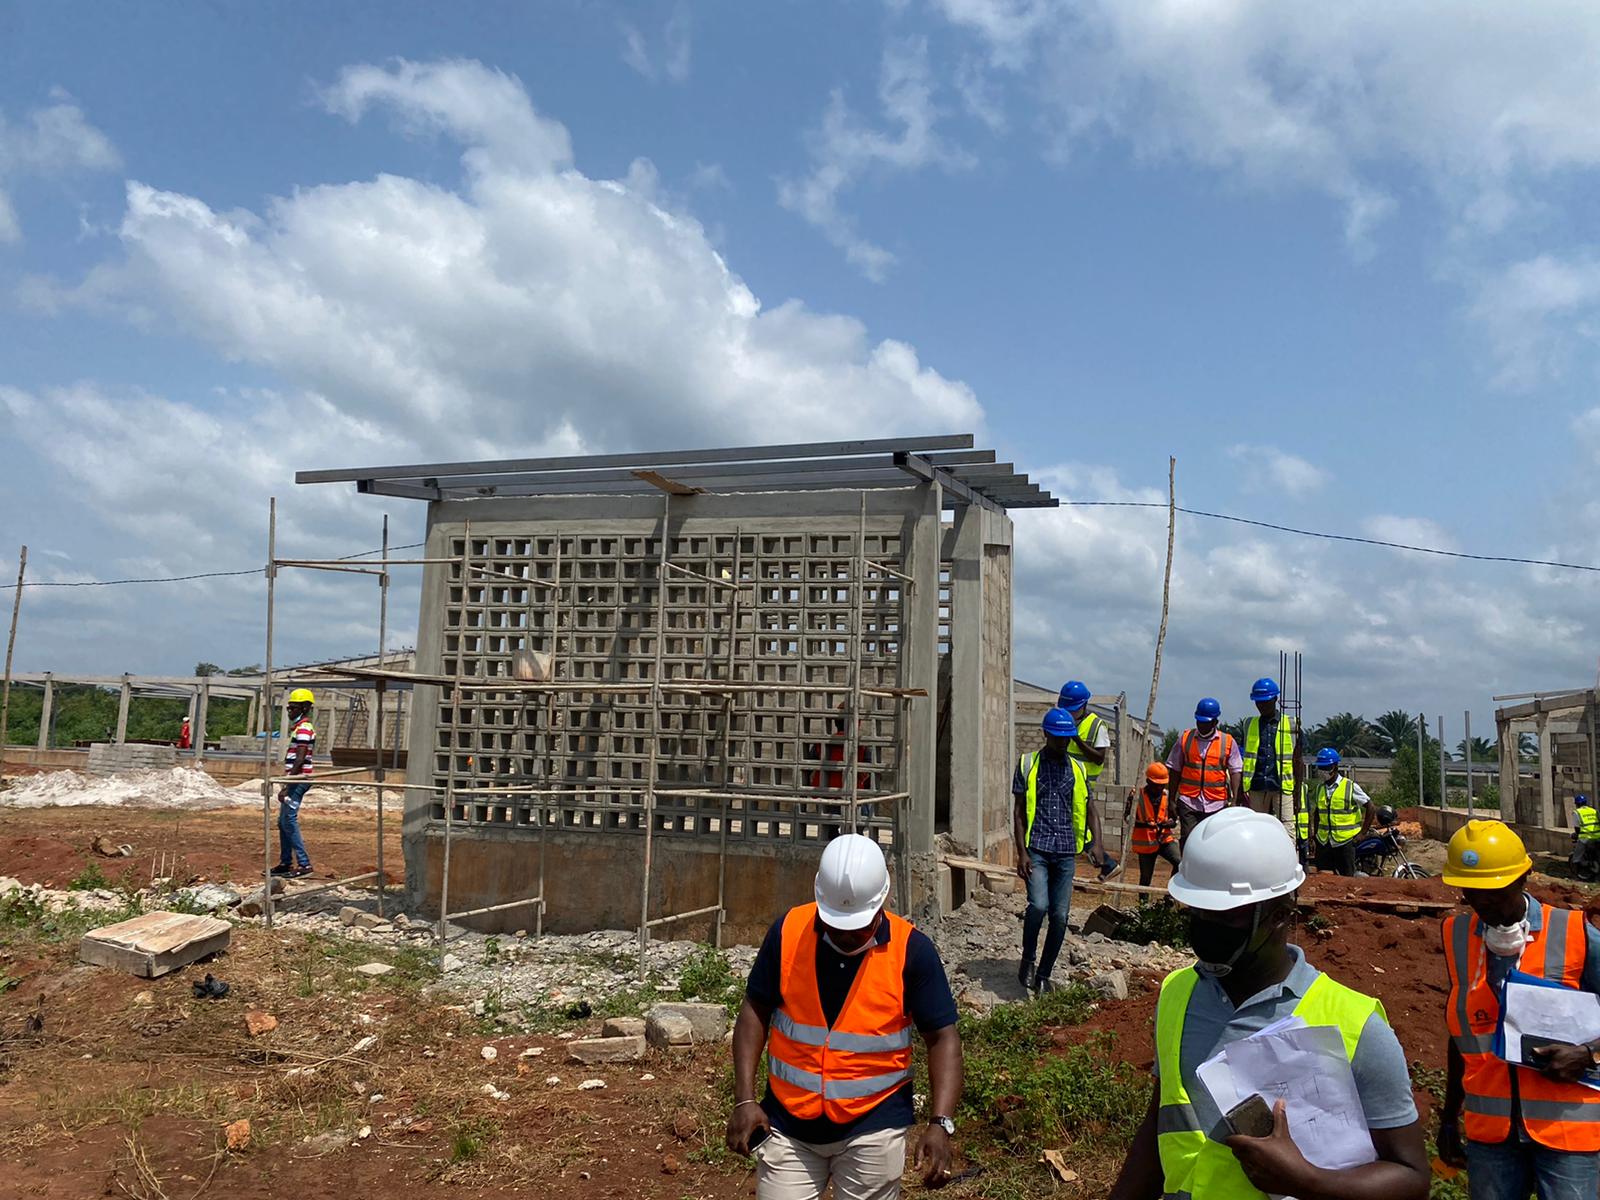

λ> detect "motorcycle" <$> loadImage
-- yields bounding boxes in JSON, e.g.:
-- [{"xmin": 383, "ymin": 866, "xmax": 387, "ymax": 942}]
[{"xmin": 1354, "ymin": 809, "xmax": 1430, "ymax": 879}]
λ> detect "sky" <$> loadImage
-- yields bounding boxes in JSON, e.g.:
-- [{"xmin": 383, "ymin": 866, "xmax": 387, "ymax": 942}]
[{"xmin": 2, "ymin": 0, "xmax": 1599, "ymax": 739}]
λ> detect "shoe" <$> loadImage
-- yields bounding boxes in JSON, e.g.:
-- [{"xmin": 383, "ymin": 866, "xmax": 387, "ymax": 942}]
[
  {"xmin": 1017, "ymin": 958, "xmax": 1035, "ymax": 990},
  {"xmin": 269, "ymin": 864, "xmax": 293, "ymax": 876},
  {"xmin": 287, "ymin": 865, "xmax": 313, "ymax": 878},
  {"xmin": 192, "ymin": 973, "xmax": 230, "ymax": 1000},
  {"xmin": 1035, "ymin": 975, "xmax": 1056, "ymax": 995},
  {"xmin": 1097, "ymin": 855, "xmax": 1120, "ymax": 882}
]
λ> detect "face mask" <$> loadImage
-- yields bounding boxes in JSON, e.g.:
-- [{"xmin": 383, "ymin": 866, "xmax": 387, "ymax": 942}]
[
  {"xmin": 1483, "ymin": 919, "xmax": 1531, "ymax": 958},
  {"xmin": 1322, "ymin": 770, "xmax": 1338, "ymax": 785},
  {"xmin": 822, "ymin": 931, "xmax": 876, "ymax": 957},
  {"xmin": 1189, "ymin": 907, "xmax": 1269, "ymax": 978}
]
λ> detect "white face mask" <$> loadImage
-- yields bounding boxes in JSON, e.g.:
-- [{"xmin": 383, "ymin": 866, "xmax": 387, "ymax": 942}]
[
  {"xmin": 822, "ymin": 931, "xmax": 876, "ymax": 957},
  {"xmin": 1484, "ymin": 919, "xmax": 1531, "ymax": 958}
]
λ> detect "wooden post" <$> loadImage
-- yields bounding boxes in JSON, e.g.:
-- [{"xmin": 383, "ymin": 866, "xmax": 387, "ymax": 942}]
[
  {"xmin": 115, "ymin": 674, "xmax": 132, "ymax": 744},
  {"xmin": 194, "ymin": 679, "xmax": 211, "ymax": 765},
  {"xmin": 36, "ymin": 672, "xmax": 53, "ymax": 750},
  {"xmin": 0, "ymin": 545, "xmax": 24, "ymax": 768}
]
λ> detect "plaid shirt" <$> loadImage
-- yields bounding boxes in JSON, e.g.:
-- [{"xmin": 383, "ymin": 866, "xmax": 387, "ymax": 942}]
[{"xmin": 1013, "ymin": 752, "xmax": 1079, "ymax": 854}]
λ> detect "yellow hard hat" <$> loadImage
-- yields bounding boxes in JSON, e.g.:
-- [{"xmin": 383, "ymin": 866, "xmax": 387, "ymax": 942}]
[
  {"xmin": 288, "ymin": 688, "xmax": 315, "ymax": 705},
  {"xmin": 1442, "ymin": 819, "xmax": 1532, "ymax": 889}
]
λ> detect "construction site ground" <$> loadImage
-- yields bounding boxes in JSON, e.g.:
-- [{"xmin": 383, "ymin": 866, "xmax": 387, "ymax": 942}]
[{"xmin": 3, "ymin": 784, "xmax": 1598, "ymax": 1199}]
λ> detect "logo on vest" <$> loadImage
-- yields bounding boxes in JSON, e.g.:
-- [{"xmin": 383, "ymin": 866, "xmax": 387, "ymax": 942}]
[{"xmin": 1474, "ymin": 1007, "xmax": 1491, "ymax": 1024}]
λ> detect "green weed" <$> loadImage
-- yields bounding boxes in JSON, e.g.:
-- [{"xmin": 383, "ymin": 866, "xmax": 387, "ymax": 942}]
[
  {"xmin": 678, "ymin": 945, "xmax": 742, "ymax": 1011},
  {"xmin": 1111, "ymin": 899, "xmax": 1189, "ymax": 948},
  {"xmin": 68, "ymin": 863, "xmax": 110, "ymax": 892}
]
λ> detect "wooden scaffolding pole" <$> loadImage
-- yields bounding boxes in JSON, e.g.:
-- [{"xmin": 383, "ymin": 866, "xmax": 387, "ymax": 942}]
[{"xmin": 0, "ymin": 545, "xmax": 25, "ymax": 770}]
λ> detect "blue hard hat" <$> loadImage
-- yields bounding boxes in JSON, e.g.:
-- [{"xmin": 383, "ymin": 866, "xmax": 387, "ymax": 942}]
[
  {"xmin": 1315, "ymin": 747, "xmax": 1341, "ymax": 768},
  {"xmin": 1249, "ymin": 677, "xmax": 1280, "ymax": 702},
  {"xmin": 1042, "ymin": 707, "xmax": 1079, "ymax": 738},
  {"xmin": 1579, "ymin": 795, "xmax": 1593, "ymax": 806},
  {"xmin": 1194, "ymin": 697, "xmax": 1221, "ymax": 722},
  {"xmin": 1058, "ymin": 680, "xmax": 1091, "ymax": 711}
]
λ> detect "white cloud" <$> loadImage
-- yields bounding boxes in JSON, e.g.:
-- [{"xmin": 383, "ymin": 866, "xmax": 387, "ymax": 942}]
[
  {"xmin": 1468, "ymin": 252, "xmax": 1600, "ymax": 389},
  {"xmin": 1226, "ymin": 445, "xmax": 1329, "ymax": 498},
  {"xmin": 43, "ymin": 58, "xmax": 981, "ymax": 456},
  {"xmin": 779, "ymin": 38, "xmax": 974, "ymax": 280},
  {"xmin": 620, "ymin": 3, "xmax": 692, "ymax": 84},
  {"xmin": 1362, "ymin": 515, "xmax": 1458, "ymax": 553},
  {"xmin": 0, "ymin": 93, "xmax": 119, "ymax": 244}
]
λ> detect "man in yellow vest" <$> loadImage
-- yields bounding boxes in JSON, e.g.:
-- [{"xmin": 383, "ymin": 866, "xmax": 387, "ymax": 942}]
[
  {"xmin": 1013, "ymin": 707, "xmax": 1111, "ymax": 994},
  {"xmin": 1436, "ymin": 820, "xmax": 1600, "ymax": 1199},
  {"xmin": 1571, "ymin": 795, "xmax": 1600, "ymax": 882},
  {"xmin": 1057, "ymin": 680, "xmax": 1110, "ymax": 784},
  {"xmin": 1241, "ymin": 678, "xmax": 1301, "ymax": 837},
  {"xmin": 1108, "ymin": 808, "xmax": 1429, "ymax": 1200},
  {"xmin": 725, "ymin": 835, "xmax": 964, "ymax": 1199},
  {"xmin": 1307, "ymin": 748, "xmax": 1374, "ymax": 876}
]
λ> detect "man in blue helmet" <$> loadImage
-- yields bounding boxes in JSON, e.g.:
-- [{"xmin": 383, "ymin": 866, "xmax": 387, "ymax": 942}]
[
  {"xmin": 1166, "ymin": 698, "xmax": 1243, "ymax": 850},
  {"xmin": 1057, "ymin": 680, "xmax": 1111, "ymax": 788},
  {"xmin": 1014, "ymin": 707, "xmax": 1112, "ymax": 994},
  {"xmin": 1242, "ymin": 677, "xmax": 1303, "ymax": 839},
  {"xmin": 1308, "ymin": 748, "xmax": 1374, "ymax": 876}
]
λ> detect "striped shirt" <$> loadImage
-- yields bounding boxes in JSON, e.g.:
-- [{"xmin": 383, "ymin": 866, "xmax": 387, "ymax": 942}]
[{"xmin": 284, "ymin": 718, "xmax": 315, "ymax": 775}]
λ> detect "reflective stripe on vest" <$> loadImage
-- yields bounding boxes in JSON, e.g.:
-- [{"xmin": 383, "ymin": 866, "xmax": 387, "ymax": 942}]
[
  {"xmin": 1133, "ymin": 789, "xmax": 1175, "ymax": 855},
  {"xmin": 1294, "ymin": 789, "xmax": 1311, "ymax": 838},
  {"xmin": 1021, "ymin": 751, "xmax": 1089, "ymax": 853},
  {"xmin": 1578, "ymin": 807, "xmax": 1600, "ymax": 843},
  {"xmin": 767, "ymin": 903, "xmax": 915, "ymax": 1124},
  {"xmin": 1242, "ymin": 716, "xmax": 1295, "ymax": 795},
  {"xmin": 1155, "ymin": 966, "xmax": 1383, "ymax": 1200},
  {"xmin": 1442, "ymin": 905, "xmax": 1600, "ymax": 1151},
  {"xmin": 1178, "ymin": 731, "xmax": 1235, "ymax": 803},
  {"xmin": 1067, "ymin": 712, "xmax": 1105, "ymax": 781},
  {"xmin": 1314, "ymin": 777, "xmax": 1363, "ymax": 845}
]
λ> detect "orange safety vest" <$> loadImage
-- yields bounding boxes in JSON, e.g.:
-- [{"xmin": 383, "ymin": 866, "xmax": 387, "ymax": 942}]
[
  {"xmin": 1443, "ymin": 903, "xmax": 1600, "ymax": 1151},
  {"xmin": 767, "ymin": 903, "xmax": 914, "ymax": 1123},
  {"xmin": 1132, "ymin": 788, "xmax": 1175, "ymax": 855},
  {"xmin": 1177, "ymin": 730, "xmax": 1235, "ymax": 804}
]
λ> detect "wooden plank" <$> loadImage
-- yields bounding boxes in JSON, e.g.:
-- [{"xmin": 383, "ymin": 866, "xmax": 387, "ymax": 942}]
[
  {"xmin": 631, "ymin": 469, "xmax": 704, "ymax": 496},
  {"xmin": 79, "ymin": 911, "xmax": 231, "ymax": 978}
]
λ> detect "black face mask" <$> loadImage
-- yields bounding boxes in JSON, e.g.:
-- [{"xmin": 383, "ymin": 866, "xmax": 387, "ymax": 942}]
[{"xmin": 1188, "ymin": 907, "xmax": 1276, "ymax": 977}]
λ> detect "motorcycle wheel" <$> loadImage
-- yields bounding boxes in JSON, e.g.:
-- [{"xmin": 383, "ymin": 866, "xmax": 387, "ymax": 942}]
[{"xmin": 1394, "ymin": 863, "xmax": 1431, "ymax": 879}]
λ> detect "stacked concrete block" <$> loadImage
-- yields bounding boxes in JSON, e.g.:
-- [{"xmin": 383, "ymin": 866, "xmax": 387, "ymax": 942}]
[{"xmin": 88, "ymin": 743, "xmax": 179, "ymax": 776}]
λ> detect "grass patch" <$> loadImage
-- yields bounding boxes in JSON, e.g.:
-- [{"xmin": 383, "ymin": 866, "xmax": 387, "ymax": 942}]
[
  {"xmin": 677, "ymin": 944, "xmax": 743, "ymax": 1012},
  {"xmin": 68, "ymin": 862, "xmax": 111, "ymax": 892},
  {"xmin": 1110, "ymin": 899, "xmax": 1189, "ymax": 948},
  {"xmin": 0, "ymin": 887, "xmax": 142, "ymax": 948},
  {"xmin": 450, "ymin": 1116, "xmax": 497, "ymax": 1163}
]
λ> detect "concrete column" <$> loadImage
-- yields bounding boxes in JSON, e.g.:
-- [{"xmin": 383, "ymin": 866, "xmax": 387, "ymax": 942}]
[
  {"xmin": 1497, "ymin": 714, "xmax": 1517, "ymax": 822},
  {"xmin": 947, "ymin": 502, "xmax": 984, "ymax": 860},
  {"xmin": 36, "ymin": 674, "xmax": 53, "ymax": 750},
  {"xmin": 114, "ymin": 676, "xmax": 131, "ymax": 744},
  {"xmin": 194, "ymin": 680, "xmax": 210, "ymax": 764},
  {"xmin": 246, "ymin": 689, "xmax": 258, "ymax": 737},
  {"xmin": 1538, "ymin": 710, "xmax": 1555, "ymax": 829}
]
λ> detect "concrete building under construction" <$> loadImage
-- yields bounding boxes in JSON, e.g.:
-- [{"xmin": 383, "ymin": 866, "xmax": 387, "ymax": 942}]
[{"xmin": 299, "ymin": 436, "xmax": 1054, "ymax": 944}]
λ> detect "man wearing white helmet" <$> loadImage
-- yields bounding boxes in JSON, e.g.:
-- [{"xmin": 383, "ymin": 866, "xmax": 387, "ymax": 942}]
[
  {"xmin": 1108, "ymin": 808, "xmax": 1428, "ymax": 1200},
  {"xmin": 726, "ymin": 834, "xmax": 964, "ymax": 1199}
]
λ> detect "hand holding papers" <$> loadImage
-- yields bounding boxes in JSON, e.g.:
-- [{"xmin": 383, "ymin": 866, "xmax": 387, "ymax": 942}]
[
  {"xmin": 1198, "ymin": 1020, "xmax": 1377, "ymax": 1172},
  {"xmin": 1502, "ymin": 976, "xmax": 1600, "ymax": 1090}
]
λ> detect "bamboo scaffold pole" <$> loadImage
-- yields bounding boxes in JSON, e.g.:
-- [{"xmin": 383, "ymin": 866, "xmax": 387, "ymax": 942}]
[
  {"xmin": 261, "ymin": 500, "xmax": 278, "ymax": 928},
  {"xmin": 374, "ymin": 514, "xmax": 389, "ymax": 918},
  {"xmin": 639, "ymin": 494, "xmax": 672, "ymax": 977}
]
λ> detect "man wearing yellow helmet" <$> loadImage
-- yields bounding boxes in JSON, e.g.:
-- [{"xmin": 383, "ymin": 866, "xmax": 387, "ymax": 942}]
[
  {"xmin": 271, "ymin": 688, "xmax": 317, "ymax": 879},
  {"xmin": 1437, "ymin": 819, "xmax": 1600, "ymax": 1199}
]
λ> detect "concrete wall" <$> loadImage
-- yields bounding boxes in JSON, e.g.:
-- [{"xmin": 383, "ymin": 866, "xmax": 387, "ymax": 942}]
[{"xmin": 404, "ymin": 487, "xmax": 961, "ymax": 934}]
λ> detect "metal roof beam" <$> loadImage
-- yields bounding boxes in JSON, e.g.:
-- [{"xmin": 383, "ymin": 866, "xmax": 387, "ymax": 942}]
[{"xmin": 297, "ymin": 434, "xmax": 977, "ymax": 485}]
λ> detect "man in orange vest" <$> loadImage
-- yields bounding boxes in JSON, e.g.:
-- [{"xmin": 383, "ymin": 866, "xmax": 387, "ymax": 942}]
[
  {"xmin": 725, "ymin": 835, "xmax": 964, "ymax": 1199},
  {"xmin": 1165, "ymin": 698, "xmax": 1242, "ymax": 850},
  {"xmin": 1126, "ymin": 763, "xmax": 1180, "ymax": 888},
  {"xmin": 1437, "ymin": 820, "xmax": 1600, "ymax": 1199}
]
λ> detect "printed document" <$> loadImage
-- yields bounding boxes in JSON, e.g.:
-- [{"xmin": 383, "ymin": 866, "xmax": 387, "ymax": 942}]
[{"xmin": 1502, "ymin": 979, "xmax": 1600, "ymax": 1091}]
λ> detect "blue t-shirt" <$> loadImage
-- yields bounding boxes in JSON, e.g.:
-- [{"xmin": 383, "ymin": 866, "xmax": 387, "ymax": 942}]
[{"xmin": 745, "ymin": 910, "xmax": 958, "ymax": 1144}]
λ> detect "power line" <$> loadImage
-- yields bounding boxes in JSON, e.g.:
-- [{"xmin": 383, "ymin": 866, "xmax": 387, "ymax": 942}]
[
  {"xmin": 0, "ymin": 542, "xmax": 428, "ymax": 590},
  {"xmin": 1061, "ymin": 502, "xmax": 1600, "ymax": 574}
]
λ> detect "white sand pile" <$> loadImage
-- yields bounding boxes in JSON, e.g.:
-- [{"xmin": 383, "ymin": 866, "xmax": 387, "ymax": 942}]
[{"xmin": 1, "ymin": 767, "xmax": 256, "ymax": 810}]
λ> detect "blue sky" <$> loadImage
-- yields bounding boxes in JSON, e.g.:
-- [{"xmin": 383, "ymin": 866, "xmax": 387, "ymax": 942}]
[{"xmin": 2, "ymin": 1, "xmax": 1599, "ymax": 737}]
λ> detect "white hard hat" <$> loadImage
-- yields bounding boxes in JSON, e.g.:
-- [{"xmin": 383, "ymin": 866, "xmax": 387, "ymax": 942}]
[
  {"xmin": 1167, "ymin": 807, "xmax": 1304, "ymax": 912},
  {"xmin": 814, "ymin": 834, "xmax": 891, "ymax": 930}
]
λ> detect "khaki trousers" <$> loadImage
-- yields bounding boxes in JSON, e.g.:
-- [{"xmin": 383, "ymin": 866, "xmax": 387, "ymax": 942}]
[
  {"xmin": 1247, "ymin": 788, "xmax": 1294, "ymax": 835},
  {"xmin": 755, "ymin": 1127, "xmax": 907, "ymax": 1200}
]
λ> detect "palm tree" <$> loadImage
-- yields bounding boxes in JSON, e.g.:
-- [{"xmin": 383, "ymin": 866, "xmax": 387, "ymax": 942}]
[
  {"xmin": 1457, "ymin": 736, "xmax": 1496, "ymax": 763},
  {"xmin": 1309, "ymin": 712, "xmax": 1379, "ymax": 757},
  {"xmin": 1369, "ymin": 710, "xmax": 1419, "ymax": 756},
  {"xmin": 1221, "ymin": 718, "xmax": 1247, "ymax": 742},
  {"xmin": 1158, "ymin": 728, "xmax": 1180, "ymax": 763},
  {"xmin": 1518, "ymin": 732, "xmax": 1538, "ymax": 759}
]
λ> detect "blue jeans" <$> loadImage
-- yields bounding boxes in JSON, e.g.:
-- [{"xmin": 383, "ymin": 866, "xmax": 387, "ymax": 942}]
[
  {"xmin": 1022, "ymin": 849, "xmax": 1076, "ymax": 983},
  {"xmin": 277, "ymin": 782, "xmax": 311, "ymax": 869},
  {"xmin": 1466, "ymin": 1135, "xmax": 1600, "ymax": 1200}
]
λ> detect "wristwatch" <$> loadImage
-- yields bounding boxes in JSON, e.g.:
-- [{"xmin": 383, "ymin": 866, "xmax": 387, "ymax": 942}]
[{"xmin": 929, "ymin": 1115, "xmax": 956, "ymax": 1136}]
